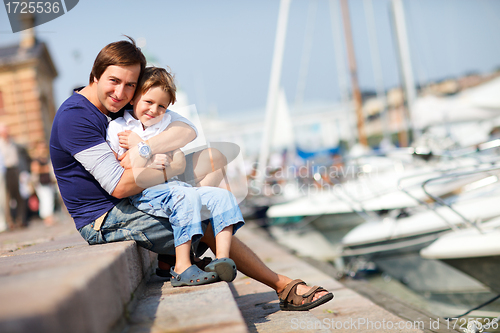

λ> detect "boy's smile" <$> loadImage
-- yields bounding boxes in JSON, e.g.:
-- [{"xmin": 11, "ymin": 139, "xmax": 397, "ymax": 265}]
[{"xmin": 131, "ymin": 86, "xmax": 172, "ymax": 129}]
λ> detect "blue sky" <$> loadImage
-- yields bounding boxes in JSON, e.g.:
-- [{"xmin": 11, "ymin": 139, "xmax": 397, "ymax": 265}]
[{"xmin": 1, "ymin": 0, "xmax": 500, "ymax": 120}]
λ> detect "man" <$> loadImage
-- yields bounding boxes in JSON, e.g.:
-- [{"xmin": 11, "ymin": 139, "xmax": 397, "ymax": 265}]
[{"xmin": 50, "ymin": 36, "xmax": 333, "ymax": 311}]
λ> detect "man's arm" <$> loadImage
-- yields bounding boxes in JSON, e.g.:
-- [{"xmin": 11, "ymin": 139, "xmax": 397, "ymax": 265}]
[
  {"xmin": 111, "ymin": 159, "xmax": 185, "ymax": 198},
  {"xmin": 111, "ymin": 145, "xmax": 186, "ymax": 198},
  {"xmin": 118, "ymin": 121, "xmax": 196, "ymax": 169},
  {"xmin": 150, "ymin": 121, "xmax": 196, "ymax": 154},
  {"xmin": 119, "ymin": 121, "xmax": 195, "ymax": 154},
  {"xmin": 74, "ymin": 140, "xmax": 185, "ymax": 199},
  {"xmin": 108, "ymin": 110, "xmax": 195, "ymax": 197}
]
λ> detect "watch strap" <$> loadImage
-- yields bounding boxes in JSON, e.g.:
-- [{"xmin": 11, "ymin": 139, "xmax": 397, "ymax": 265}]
[{"xmin": 163, "ymin": 167, "xmax": 168, "ymax": 182}]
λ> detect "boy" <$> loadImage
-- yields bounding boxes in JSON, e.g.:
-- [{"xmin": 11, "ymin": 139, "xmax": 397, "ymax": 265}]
[{"xmin": 107, "ymin": 67, "xmax": 244, "ymax": 286}]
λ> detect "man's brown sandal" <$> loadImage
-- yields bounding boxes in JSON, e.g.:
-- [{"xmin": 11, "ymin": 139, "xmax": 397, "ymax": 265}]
[{"xmin": 277, "ymin": 279, "xmax": 334, "ymax": 311}]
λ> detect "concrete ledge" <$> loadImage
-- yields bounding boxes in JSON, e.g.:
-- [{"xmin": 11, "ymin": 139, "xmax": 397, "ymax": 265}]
[
  {"xmin": 0, "ymin": 233, "xmax": 156, "ymax": 333},
  {"xmin": 126, "ymin": 277, "xmax": 248, "ymax": 333}
]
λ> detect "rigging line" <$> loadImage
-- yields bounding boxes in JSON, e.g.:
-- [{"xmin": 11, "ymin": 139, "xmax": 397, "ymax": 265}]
[
  {"xmin": 445, "ymin": 293, "xmax": 500, "ymax": 320},
  {"xmin": 363, "ymin": 0, "xmax": 390, "ymax": 142}
]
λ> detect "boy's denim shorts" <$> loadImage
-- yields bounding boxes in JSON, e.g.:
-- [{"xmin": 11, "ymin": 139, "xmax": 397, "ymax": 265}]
[
  {"xmin": 129, "ymin": 182, "xmax": 245, "ymax": 247},
  {"xmin": 78, "ymin": 199, "xmax": 208, "ymax": 256}
]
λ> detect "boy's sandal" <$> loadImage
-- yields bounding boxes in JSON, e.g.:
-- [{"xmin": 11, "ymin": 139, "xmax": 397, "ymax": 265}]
[
  {"xmin": 204, "ymin": 258, "xmax": 237, "ymax": 282},
  {"xmin": 156, "ymin": 255, "xmax": 213, "ymax": 279},
  {"xmin": 170, "ymin": 265, "xmax": 219, "ymax": 287},
  {"xmin": 277, "ymin": 279, "xmax": 334, "ymax": 311},
  {"xmin": 193, "ymin": 256, "xmax": 214, "ymax": 270}
]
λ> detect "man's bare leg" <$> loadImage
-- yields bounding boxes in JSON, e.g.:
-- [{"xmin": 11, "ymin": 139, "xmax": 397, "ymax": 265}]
[{"xmin": 200, "ymin": 226, "xmax": 327, "ymax": 302}]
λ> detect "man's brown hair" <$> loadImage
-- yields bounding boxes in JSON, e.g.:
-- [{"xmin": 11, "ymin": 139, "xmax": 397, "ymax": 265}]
[
  {"xmin": 134, "ymin": 67, "xmax": 177, "ymax": 105},
  {"xmin": 89, "ymin": 36, "xmax": 147, "ymax": 84}
]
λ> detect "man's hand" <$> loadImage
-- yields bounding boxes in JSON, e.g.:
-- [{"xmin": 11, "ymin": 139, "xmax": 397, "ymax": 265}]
[
  {"xmin": 147, "ymin": 154, "xmax": 171, "ymax": 170},
  {"xmin": 118, "ymin": 130, "xmax": 142, "ymax": 150},
  {"xmin": 119, "ymin": 150, "xmax": 132, "ymax": 169},
  {"xmin": 119, "ymin": 145, "xmax": 149, "ymax": 169},
  {"xmin": 165, "ymin": 149, "xmax": 186, "ymax": 179}
]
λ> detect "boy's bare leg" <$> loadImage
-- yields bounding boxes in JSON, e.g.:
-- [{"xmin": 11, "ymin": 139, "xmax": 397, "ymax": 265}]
[
  {"xmin": 200, "ymin": 226, "xmax": 328, "ymax": 302},
  {"xmin": 173, "ymin": 241, "xmax": 192, "ymax": 274},
  {"xmin": 215, "ymin": 225, "xmax": 233, "ymax": 258},
  {"xmin": 192, "ymin": 148, "xmax": 227, "ymax": 187}
]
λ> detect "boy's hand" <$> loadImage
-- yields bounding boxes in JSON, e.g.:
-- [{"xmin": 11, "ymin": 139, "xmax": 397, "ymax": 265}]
[{"xmin": 118, "ymin": 130, "xmax": 142, "ymax": 150}]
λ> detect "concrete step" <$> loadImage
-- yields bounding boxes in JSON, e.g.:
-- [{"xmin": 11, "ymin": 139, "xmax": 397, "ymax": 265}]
[
  {"xmin": 1, "ymin": 217, "xmax": 450, "ymax": 333},
  {"xmin": 0, "ymin": 229, "xmax": 156, "ymax": 333},
  {"xmin": 124, "ymin": 276, "xmax": 247, "ymax": 333},
  {"xmin": 0, "ymin": 218, "xmax": 247, "ymax": 333}
]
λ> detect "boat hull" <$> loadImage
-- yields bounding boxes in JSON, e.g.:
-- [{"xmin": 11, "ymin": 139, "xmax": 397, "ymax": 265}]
[{"xmin": 442, "ymin": 256, "xmax": 500, "ymax": 294}]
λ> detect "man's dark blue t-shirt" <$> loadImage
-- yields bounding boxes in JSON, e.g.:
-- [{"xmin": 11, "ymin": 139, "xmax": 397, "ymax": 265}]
[{"xmin": 50, "ymin": 93, "xmax": 122, "ymax": 229}]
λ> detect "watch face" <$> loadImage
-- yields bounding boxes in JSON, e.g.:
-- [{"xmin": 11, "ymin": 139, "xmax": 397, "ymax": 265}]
[{"xmin": 139, "ymin": 144, "xmax": 151, "ymax": 157}]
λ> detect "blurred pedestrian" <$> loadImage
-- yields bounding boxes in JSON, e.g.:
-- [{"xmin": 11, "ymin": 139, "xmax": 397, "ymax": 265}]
[
  {"xmin": 30, "ymin": 141, "xmax": 56, "ymax": 226},
  {"xmin": 0, "ymin": 124, "xmax": 27, "ymax": 229},
  {"xmin": 0, "ymin": 152, "xmax": 7, "ymax": 232}
]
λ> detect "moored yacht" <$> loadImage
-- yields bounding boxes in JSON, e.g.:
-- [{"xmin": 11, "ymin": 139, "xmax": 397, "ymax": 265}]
[
  {"xmin": 421, "ymin": 217, "xmax": 500, "ymax": 294},
  {"xmin": 339, "ymin": 164, "xmax": 500, "ymax": 300}
]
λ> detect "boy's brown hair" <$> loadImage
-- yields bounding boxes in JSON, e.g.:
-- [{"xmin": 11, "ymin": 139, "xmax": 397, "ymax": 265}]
[
  {"xmin": 89, "ymin": 35, "xmax": 147, "ymax": 84},
  {"xmin": 134, "ymin": 67, "xmax": 177, "ymax": 105}
]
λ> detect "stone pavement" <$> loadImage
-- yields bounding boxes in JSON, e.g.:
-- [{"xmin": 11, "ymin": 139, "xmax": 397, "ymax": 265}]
[{"xmin": 229, "ymin": 224, "xmax": 429, "ymax": 333}]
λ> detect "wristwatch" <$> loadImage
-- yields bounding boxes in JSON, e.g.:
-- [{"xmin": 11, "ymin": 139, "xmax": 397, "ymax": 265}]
[{"xmin": 137, "ymin": 141, "xmax": 152, "ymax": 159}]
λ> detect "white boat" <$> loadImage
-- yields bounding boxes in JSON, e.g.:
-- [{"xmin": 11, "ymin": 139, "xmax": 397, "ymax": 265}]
[
  {"xmin": 267, "ymin": 152, "xmax": 492, "ymax": 229},
  {"xmin": 342, "ymin": 165, "xmax": 500, "ymax": 258},
  {"xmin": 339, "ymin": 164, "xmax": 500, "ymax": 298},
  {"xmin": 421, "ymin": 217, "xmax": 500, "ymax": 294},
  {"xmin": 265, "ymin": 153, "xmax": 496, "ymax": 265}
]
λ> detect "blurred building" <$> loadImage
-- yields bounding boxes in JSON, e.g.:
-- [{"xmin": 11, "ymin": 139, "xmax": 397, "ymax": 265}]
[{"xmin": 0, "ymin": 24, "xmax": 57, "ymax": 147}]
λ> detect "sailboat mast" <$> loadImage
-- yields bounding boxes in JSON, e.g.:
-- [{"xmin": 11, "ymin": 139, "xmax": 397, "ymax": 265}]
[
  {"xmin": 329, "ymin": 0, "xmax": 355, "ymax": 149},
  {"xmin": 340, "ymin": 0, "xmax": 367, "ymax": 146},
  {"xmin": 256, "ymin": 0, "xmax": 291, "ymax": 187},
  {"xmin": 391, "ymin": 0, "xmax": 418, "ymax": 144}
]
